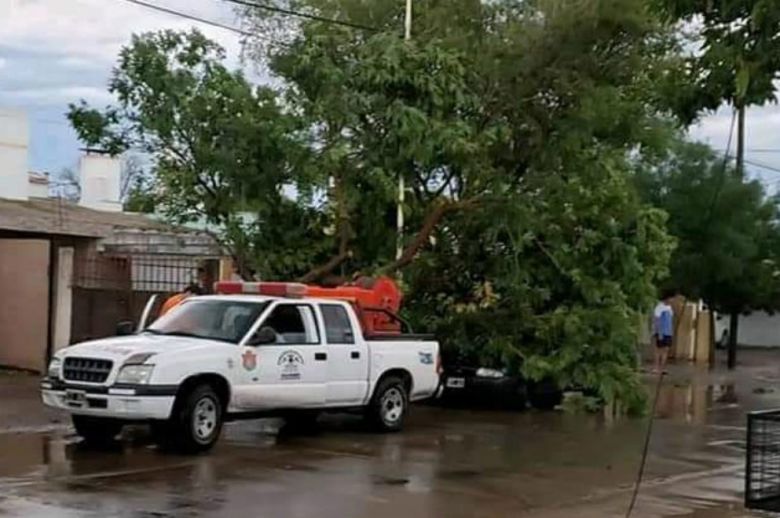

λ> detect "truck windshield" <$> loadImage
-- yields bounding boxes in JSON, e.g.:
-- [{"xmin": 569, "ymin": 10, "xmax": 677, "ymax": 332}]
[{"xmin": 146, "ymin": 300, "xmax": 269, "ymax": 344}]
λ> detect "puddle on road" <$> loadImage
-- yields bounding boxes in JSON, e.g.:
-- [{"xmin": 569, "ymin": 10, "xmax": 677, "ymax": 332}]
[{"xmin": 0, "ymin": 369, "xmax": 774, "ymax": 518}]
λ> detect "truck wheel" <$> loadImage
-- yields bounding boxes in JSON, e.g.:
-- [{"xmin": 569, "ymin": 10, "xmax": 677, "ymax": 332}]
[
  {"xmin": 72, "ymin": 415, "xmax": 123, "ymax": 445},
  {"xmin": 167, "ymin": 384, "xmax": 223, "ymax": 453},
  {"xmin": 368, "ymin": 376, "xmax": 408, "ymax": 432}
]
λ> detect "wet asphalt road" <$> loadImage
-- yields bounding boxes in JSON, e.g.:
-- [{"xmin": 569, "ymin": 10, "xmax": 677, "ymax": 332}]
[{"xmin": 0, "ymin": 352, "xmax": 777, "ymax": 518}]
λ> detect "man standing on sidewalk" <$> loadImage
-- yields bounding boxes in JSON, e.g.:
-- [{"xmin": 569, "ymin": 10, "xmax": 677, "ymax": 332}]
[{"xmin": 653, "ymin": 292, "xmax": 674, "ymax": 374}]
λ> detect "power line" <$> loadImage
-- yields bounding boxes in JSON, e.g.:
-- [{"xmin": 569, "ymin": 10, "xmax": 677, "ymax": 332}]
[
  {"xmin": 119, "ymin": 0, "xmax": 253, "ymax": 36},
  {"xmin": 744, "ymin": 158, "xmax": 780, "ymax": 176},
  {"xmin": 703, "ymin": 109, "xmax": 738, "ymax": 223},
  {"xmin": 717, "ymin": 148, "xmax": 780, "ymax": 154},
  {"xmin": 222, "ymin": 0, "xmax": 378, "ymax": 32},
  {"xmin": 712, "ymin": 150, "xmax": 780, "ymax": 182}
]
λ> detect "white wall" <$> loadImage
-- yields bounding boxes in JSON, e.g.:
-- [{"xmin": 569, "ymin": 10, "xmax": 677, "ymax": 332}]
[
  {"xmin": 28, "ymin": 176, "xmax": 49, "ymax": 199},
  {"xmin": 715, "ymin": 311, "xmax": 780, "ymax": 348},
  {"xmin": 0, "ymin": 110, "xmax": 29, "ymax": 200},
  {"xmin": 52, "ymin": 247, "xmax": 74, "ymax": 352},
  {"xmin": 79, "ymin": 154, "xmax": 122, "ymax": 212}
]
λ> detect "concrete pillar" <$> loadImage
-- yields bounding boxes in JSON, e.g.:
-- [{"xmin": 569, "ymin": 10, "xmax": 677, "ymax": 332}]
[
  {"xmin": 52, "ymin": 247, "xmax": 74, "ymax": 351},
  {"xmin": 695, "ymin": 310, "xmax": 713, "ymax": 364}
]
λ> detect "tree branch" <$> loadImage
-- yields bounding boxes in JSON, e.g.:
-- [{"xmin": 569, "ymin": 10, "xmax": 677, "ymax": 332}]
[
  {"xmin": 379, "ymin": 197, "xmax": 479, "ymax": 274},
  {"xmin": 298, "ymin": 249, "xmax": 352, "ymax": 284}
]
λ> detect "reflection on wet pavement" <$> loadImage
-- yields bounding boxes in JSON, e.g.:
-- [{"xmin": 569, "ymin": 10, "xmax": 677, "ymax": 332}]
[{"xmin": 2, "ymin": 351, "xmax": 780, "ymax": 517}]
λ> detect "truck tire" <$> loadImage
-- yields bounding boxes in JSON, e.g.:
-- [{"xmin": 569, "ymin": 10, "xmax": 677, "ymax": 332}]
[
  {"xmin": 72, "ymin": 415, "xmax": 123, "ymax": 445},
  {"xmin": 164, "ymin": 384, "xmax": 223, "ymax": 453},
  {"xmin": 367, "ymin": 376, "xmax": 408, "ymax": 432}
]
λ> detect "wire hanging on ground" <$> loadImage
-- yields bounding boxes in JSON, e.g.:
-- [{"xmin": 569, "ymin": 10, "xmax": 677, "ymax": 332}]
[{"xmin": 625, "ymin": 371, "xmax": 666, "ymax": 518}]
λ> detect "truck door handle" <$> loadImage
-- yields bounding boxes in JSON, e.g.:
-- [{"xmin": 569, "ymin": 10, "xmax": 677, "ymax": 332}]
[
  {"xmin": 315, "ymin": 352, "xmax": 327, "ymax": 361},
  {"xmin": 350, "ymin": 351, "xmax": 360, "ymax": 359}
]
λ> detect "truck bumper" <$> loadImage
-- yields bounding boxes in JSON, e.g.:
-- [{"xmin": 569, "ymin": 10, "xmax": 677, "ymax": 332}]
[{"xmin": 41, "ymin": 381, "xmax": 176, "ymax": 421}]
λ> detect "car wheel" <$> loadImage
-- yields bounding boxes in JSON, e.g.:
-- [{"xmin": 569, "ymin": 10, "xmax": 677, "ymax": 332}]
[
  {"xmin": 167, "ymin": 384, "xmax": 223, "ymax": 453},
  {"xmin": 528, "ymin": 378, "xmax": 563, "ymax": 410},
  {"xmin": 72, "ymin": 415, "xmax": 123, "ymax": 445},
  {"xmin": 367, "ymin": 376, "xmax": 408, "ymax": 432},
  {"xmin": 506, "ymin": 382, "xmax": 528, "ymax": 411}
]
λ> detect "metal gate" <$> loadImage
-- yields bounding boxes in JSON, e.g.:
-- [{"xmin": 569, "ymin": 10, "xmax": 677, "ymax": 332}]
[
  {"xmin": 746, "ymin": 409, "xmax": 780, "ymax": 511},
  {"xmin": 70, "ymin": 253, "xmax": 215, "ymax": 343}
]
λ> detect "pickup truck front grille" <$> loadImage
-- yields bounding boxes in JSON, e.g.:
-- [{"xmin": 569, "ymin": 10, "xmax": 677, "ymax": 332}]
[{"xmin": 62, "ymin": 357, "xmax": 113, "ymax": 383}]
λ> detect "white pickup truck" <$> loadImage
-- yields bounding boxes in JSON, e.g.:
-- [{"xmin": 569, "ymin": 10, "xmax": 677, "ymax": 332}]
[{"xmin": 41, "ymin": 294, "xmax": 441, "ymax": 452}]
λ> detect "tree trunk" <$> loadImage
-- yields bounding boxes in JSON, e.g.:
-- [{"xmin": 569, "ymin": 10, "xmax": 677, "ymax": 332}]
[
  {"xmin": 298, "ymin": 250, "xmax": 351, "ymax": 284},
  {"xmin": 727, "ymin": 311, "xmax": 739, "ymax": 370},
  {"xmin": 298, "ymin": 170, "xmax": 352, "ymax": 284}
]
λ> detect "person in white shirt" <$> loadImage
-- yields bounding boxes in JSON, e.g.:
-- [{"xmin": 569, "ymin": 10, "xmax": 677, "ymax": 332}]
[{"xmin": 652, "ymin": 292, "xmax": 674, "ymax": 374}]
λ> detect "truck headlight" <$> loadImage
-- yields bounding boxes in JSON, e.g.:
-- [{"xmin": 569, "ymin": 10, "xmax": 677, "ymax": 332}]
[
  {"xmin": 47, "ymin": 358, "xmax": 61, "ymax": 379},
  {"xmin": 116, "ymin": 365, "xmax": 155, "ymax": 385},
  {"xmin": 475, "ymin": 367, "xmax": 505, "ymax": 379}
]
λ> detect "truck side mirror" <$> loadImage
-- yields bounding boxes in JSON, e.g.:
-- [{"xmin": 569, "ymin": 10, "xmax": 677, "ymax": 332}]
[
  {"xmin": 249, "ymin": 327, "xmax": 277, "ymax": 346},
  {"xmin": 116, "ymin": 321, "xmax": 135, "ymax": 336}
]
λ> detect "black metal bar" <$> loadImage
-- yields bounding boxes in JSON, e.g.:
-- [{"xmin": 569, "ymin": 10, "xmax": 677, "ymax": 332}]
[{"xmin": 746, "ymin": 409, "xmax": 780, "ymax": 511}]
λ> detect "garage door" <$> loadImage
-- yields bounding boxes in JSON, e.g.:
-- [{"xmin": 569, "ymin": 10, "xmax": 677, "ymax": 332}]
[{"xmin": 0, "ymin": 239, "xmax": 49, "ymax": 372}]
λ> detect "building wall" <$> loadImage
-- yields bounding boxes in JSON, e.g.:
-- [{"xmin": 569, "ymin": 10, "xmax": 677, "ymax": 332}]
[
  {"xmin": 0, "ymin": 110, "xmax": 29, "ymax": 201},
  {"xmin": 28, "ymin": 180, "xmax": 49, "ymax": 199},
  {"xmin": 0, "ymin": 239, "xmax": 50, "ymax": 372},
  {"xmin": 79, "ymin": 154, "xmax": 122, "ymax": 212},
  {"xmin": 715, "ymin": 312, "xmax": 780, "ymax": 348}
]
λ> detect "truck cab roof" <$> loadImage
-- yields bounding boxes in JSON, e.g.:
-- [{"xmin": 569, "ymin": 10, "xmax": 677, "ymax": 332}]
[{"xmin": 190, "ymin": 294, "xmax": 353, "ymax": 306}]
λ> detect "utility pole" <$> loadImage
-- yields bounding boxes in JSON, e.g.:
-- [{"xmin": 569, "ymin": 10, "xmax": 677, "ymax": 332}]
[
  {"xmin": 396, "ymin": 0, "xmax": 412, "ymax": 262},
  {"xmin": 727, "ymin": 103, "xmax": 746, "ymax": 370}
]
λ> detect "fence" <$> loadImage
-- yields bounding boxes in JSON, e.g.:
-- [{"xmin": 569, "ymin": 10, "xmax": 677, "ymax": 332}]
[
  {"xmin": 70, "ymin": 253, "xmax": 218, "ymax": 343},
  {"xmin": 746, "ymin": 410, "xmax": 780, "ymax": 511}
]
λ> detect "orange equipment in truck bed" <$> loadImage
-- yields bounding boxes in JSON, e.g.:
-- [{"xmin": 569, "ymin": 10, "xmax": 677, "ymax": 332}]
[{"xmin": 214, "ymin": 276, "xmax": 403, "ymax": 335}]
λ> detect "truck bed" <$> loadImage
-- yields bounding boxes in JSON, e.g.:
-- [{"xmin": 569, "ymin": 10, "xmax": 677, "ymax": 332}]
[{"xmin": 365, "ymin": 333, "xmax": 436, "ymax": 341}]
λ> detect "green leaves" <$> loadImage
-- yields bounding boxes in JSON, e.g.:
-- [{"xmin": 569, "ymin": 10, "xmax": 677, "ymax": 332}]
[
  {"xmin": 634, "ymin": 137, "xmax": 780, "ymax": 314},
  {"xmin": 655, "ymin": 0, "xmax": 780, "ymax": 116},
  {"xmin": 68, "ymin": 30, "xmax": 324, "ymax": 280}
]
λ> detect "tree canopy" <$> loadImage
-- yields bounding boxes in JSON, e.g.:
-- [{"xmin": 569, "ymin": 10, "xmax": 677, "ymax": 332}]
[
  {"xmin": 69, "ymin": 0, "xmax": 690, "ymax": 412},
  {"xmin": 635, "ymin": 138, "xmax": 780, "ymax": 316},
  {"xmin": 655, "ymin": 0, "xmax": 780, "ymax": 119}
]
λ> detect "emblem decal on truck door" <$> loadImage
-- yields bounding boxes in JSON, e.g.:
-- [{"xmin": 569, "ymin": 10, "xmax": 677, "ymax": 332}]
[
  {"xmin": 418, "ymin": 352, "xmax": 433, "ymax": 365},
  {"xmin": 278, "ymin": 350, "xmax": 304, "ymax": 380},
  {"xmin": 242, "ymin": 350, "xmax": 257, "ymax": 371}
]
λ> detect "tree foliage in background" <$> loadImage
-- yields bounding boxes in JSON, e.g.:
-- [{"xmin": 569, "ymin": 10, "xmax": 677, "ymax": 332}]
[
  {"xmin": 67, "ymin": 30, "xmax": 331, "ymax": 280},
  {"xmin": 635, "ymin": 138, "xmax": 780, "ymax": 317}
]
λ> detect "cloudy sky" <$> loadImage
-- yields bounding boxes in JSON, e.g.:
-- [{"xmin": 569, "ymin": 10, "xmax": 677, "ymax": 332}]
[
  {"xmin": 0, "ymin": 0, "xmax": 244, "ymax": 175},
  {"xmin": 2, "ymin": 0, "xmax": 780, "ymax": 188}
]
